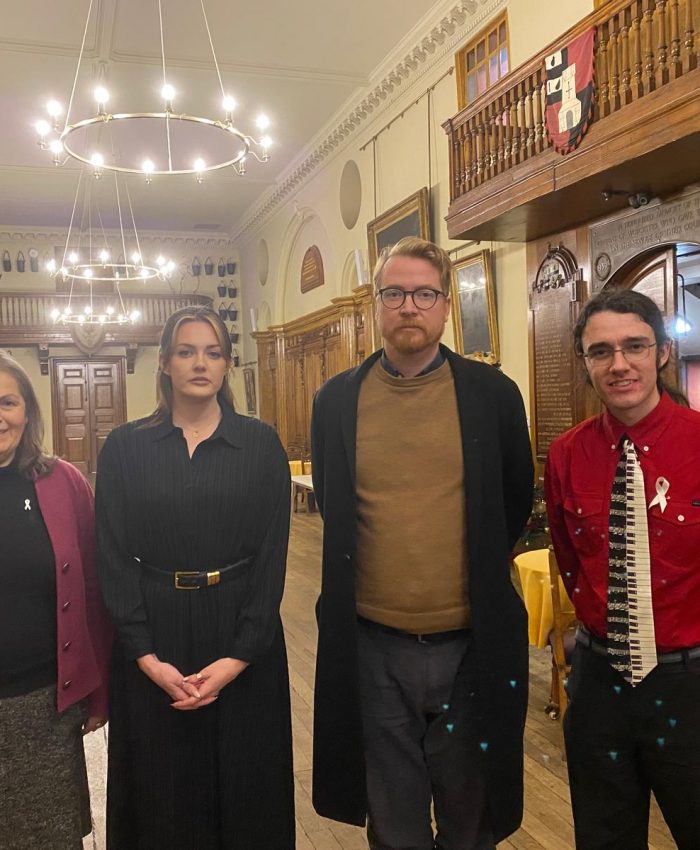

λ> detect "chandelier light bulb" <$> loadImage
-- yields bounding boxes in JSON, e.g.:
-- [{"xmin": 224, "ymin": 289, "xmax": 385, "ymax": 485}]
[
  {"xmin": 142, "ymin": 159, "xmax": 155, "ymax": 174},
  {"xmin": 161, "ymin": 83, "xmax": 176, "ymax": 102},
  {"xmin": 49, "ymin": 139, "xmax": 63, "ymax": 154},
  {"xmin": 129, "ymin": 310, "xmax": 141, "ymax": 322},
  {"xmin": 63, "ymin": 306, "xmax": 71, "ymax": 315},
  {"xmin": 35, "ymin": 119, "xmax": 51, "ymax": 137},
  {"xmin": 84, "ymin": 268, "xmax": 93, "ymax": 279},
  {"xmin": 140, "ymin": 268, "xmax": 149, "ymax": 278},
  {"xmin": 156, "ymin": 255, "xmax": 166, "ymax": 267},
  {"xmin": 78, "ymin": 314, "xmax": 86, "ymax": 324},
  {"xmin": 69, "ymin": 252, "xmax": 79, "ymax": 264},
  {"xmin": 94, "ymin": 86, "xmax": 110, "ymax": 105},
  {"xmin": 99, "ymin": 315, "xmax": 106, "ymax": 324},
  {"xmin": 46, "ymin": 259, "xmax": 57, "ymax": 273},
  {"xmin": 260, "ymin": 135, "xmax": 272, "ymax": 150},
  {"xmin": 166, "ymin": 260, "xmax": 176, "ymax": 274},
  {"xmin": 46, "ymin": 99, "xmax": 62, "ymax": 118},
  {"xmin": 194, "ymin": 157, "xmax": 206, "ymax": 172},
  {"xmin": 106, "ymin": 306, "xmax": 114, "ymax": 316},
  {"xmin": 222, "ymin": 95, "xmax": 237, "ymax": 112},
  {"xmin": 50, "ymin": 308, "xmax": 60, "ymax": 320},
  {"xmin": 131, "ymin": 252, "xmax": 141, "ymax": 264},
  {"xmin": 99, "ymin": 249, "xmax": 110, "ymax": 263},
  {"xmin": 91, "ymin": 152, "xmax": 104, "ymax": 168},
  {"xmin": 84, "ymin": 305, "xmax": 92, "ymax": 314},
  {"xmin": 256, "ymin": 114, "xmax": 270, "ymax": 131}
]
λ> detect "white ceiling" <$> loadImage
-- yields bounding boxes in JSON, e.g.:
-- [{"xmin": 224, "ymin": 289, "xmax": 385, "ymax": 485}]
[{"xmin": 0, "ymin": 0, "xmax": 443, "ymax": 233}]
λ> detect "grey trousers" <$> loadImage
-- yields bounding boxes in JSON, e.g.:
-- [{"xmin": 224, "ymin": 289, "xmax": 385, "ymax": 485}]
[{"xmin": 357, "ymin": 619, "xmax": 494, "ymax": 850}]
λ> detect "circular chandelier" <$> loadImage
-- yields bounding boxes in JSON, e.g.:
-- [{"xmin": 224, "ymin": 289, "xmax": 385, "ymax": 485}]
[
  {"xmin": 35, "ymin": 0, "xmax": 274, "ymax": 182},
  {"xmin": 48, "ymin": 168, "xmax": 175, "ymax": 326}
]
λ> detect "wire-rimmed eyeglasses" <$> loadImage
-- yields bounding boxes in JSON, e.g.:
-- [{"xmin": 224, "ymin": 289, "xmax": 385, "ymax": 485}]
[
  {"xmin": 376, "ymin": 287, "xmax": 446, "ymax": 310},
  {"xmin": 583, "ymin": 341, "xmax": 657, "ymax": 366}
]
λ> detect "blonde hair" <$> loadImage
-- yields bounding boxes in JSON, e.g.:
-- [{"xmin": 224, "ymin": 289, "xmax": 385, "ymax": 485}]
[
  {"xmin": 373, "ymin": 236, "xmax": 453, "ymax": 295},
  {"xmin": 146, "ymin": 306, "xmax": 234, "ymax": 425},
  {"xmin": 0, "ymin": 351, "xmax": 54, "ymax": 477}
]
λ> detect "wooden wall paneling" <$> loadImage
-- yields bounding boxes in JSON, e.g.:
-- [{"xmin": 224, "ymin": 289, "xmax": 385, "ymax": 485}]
[
  {"xmin": 252, "ymin": 331, "xmax": 278, "ymax": 429},
  {"xmin": 253, "ymin": 286, "xmax": 377, "ymax": 459}
]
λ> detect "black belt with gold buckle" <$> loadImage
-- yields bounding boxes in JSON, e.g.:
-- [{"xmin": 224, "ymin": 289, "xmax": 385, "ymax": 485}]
[{"xmin": 135, "ymin": 556, "xmax": 253, "ymax": 590}]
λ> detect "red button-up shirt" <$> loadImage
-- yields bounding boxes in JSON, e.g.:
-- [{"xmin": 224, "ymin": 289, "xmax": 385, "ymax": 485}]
[{"xmin": 545, "ymin": 392, "xmax": 700, "ymax": 652}]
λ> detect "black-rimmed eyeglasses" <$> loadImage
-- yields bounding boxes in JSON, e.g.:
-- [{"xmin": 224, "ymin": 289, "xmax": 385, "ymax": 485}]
[
  {"xmin": 377, "ymin": 287, "xmax": 446, "ymax": 310},
  {"xmin": 583, "ymin": 341, "xmax": 657, "ymax": 366}
]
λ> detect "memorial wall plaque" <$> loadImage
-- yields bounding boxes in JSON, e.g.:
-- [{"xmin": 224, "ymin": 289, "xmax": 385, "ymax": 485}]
[
  {"xmin": 590, "ymin": 189, "xmax": 700, "ymax": 292},
  {"xmin": 300, "ymin": 245, "xmax": 325, "ymax": 293},
  {"xmin": 530, "ymin": 245, "xmax": 583, "ymax": 461}
]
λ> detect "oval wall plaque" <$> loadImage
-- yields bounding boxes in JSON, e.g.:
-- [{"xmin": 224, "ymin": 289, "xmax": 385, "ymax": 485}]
[{"xmin": 300, "ymin": 245, "xmax": 324, "ymax": 293}]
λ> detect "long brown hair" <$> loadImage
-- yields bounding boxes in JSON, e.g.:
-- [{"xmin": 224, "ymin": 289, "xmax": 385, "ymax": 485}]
[
  {"xmin": 0, "ymin": 351, "xmax": 55, "ymax": 477},
  {"xmin": 145, "ymin": 306, "xmax": 234, "ymax": 425}
]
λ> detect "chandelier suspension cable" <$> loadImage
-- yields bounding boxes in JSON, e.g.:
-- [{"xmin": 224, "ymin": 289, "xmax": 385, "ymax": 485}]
[
  {"xmin": 63, "ymin": 0, "xmax": 95, "ymax": 134},
  {"xmin": 60, "ymin": 168, "xmax": 85, "ymax": 270},
  {"xmin": 124, "ymin": 181, "xmax": 144, "ymax": 270},
  {"xmin": 157, "ymin": 0, "xmax": 174, "ymax": 171},
  {"xmin": 200, "ymin": 0, "xmax": 227, "ymax": 101},
  {"xmin": 113, "ymin": 171, "xmax": 129, "ymax": 274}
]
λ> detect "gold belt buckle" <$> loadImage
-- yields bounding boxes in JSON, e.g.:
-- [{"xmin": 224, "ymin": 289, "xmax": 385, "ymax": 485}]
[
  {"xmin": 174, "ymin": 571, "xmax": 200, "ymax": 590},
  {"xmin": 207, "ymin": 571, "xmax": 220, "ymax": 587}
]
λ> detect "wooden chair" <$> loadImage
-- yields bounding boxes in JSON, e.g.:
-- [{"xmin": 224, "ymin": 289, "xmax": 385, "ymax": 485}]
[
  {"xmin": 289, "ymin": 461, "xmax": 304, "ymax": 513},
  {"xmin": 547, "ymin": 546, "xmax": 577, "ymax": 720}
]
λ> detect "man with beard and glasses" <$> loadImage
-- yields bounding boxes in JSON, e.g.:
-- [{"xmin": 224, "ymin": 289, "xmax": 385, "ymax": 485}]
[{"xmin": 310, "ymin": 237, "xmax": 534, "ymax": 850}]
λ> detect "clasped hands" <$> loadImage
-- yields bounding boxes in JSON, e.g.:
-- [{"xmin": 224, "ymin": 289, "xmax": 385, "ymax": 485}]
[{"xmin": 137, "ymin": 654, "xmax": 249, "ymax": 711}]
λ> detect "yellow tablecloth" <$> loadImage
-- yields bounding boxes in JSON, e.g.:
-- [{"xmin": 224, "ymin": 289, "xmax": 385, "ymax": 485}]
[{"xmin": 514, "ymin": 549, "xmax": 576, "ymax": 649}]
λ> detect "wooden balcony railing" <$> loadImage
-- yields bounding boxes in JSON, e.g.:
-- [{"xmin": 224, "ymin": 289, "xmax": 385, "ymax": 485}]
[
  {"xmin": 444, "ymin": 0, "xmax": 697, "ymax": 206},
  {"xmin": 0, "ymin": 292, "xmax": 212, "ymax": 334},
  {"xmin": 0, "ymin": 290, "xmax": 212, "ymax": 351}
]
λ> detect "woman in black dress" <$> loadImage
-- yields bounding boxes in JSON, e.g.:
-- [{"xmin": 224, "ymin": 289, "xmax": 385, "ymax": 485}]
[{"xmin": 96, "ymin": 306, "xmax": 294, "ymax": 849}]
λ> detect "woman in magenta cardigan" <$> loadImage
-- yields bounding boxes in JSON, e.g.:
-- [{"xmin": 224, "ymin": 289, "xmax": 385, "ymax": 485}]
[{"xmin": 0, "ymin": 351, "xmax": 111, "ymax": 850}]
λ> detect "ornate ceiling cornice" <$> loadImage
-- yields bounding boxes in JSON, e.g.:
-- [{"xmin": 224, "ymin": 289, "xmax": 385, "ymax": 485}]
[{"xmin": 232, "ymin": 0, "xmax": 504, "ymax": 242}]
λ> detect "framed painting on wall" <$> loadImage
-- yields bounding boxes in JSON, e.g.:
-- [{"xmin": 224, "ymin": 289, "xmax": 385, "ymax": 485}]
[
  {"xmin": 367, "ymin": 188, "xmax": 430, "ymax": 274},
  {"xmin": 451, "ymin": 249, "xmax": 500, "ymax": 365},
  {"xmin": 243, "ymin": 367, "xmax": 257, "ymax": 415}
]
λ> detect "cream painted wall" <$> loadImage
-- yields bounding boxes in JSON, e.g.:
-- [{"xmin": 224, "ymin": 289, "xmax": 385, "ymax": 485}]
[{"xmin": 238, "ymin": 0, "xmax": 594, "ymax": 409}]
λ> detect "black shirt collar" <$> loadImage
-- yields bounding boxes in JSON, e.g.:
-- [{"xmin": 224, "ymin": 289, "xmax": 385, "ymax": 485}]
[{"xmin": 149, "ymin": 404, "xmax": 243, "ymax": 448}]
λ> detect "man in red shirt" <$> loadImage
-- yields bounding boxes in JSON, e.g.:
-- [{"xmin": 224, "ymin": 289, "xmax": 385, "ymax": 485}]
[{"xmin": 545, "ymin": 288, "xmax": 700, "ymax": 850}]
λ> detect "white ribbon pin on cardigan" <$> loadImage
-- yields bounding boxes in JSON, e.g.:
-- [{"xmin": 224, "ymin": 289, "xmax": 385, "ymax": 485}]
[
  {"xmin": 24, "ymin": 498, "xmax": 31, "ymax": 511},
  {"xmin": 648, "ymin": 477, "xmax": 669, "ymax": 513}
]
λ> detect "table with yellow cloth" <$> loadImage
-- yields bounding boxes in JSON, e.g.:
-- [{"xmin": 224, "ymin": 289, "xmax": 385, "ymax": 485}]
[{"xmin": 514, "ymin": 549, "xmax": 576, "ymax": 648}]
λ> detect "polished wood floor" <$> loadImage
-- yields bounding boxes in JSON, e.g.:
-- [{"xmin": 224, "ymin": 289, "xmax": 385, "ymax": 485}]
[{"xmin": 83, "ymin": 510, "xmax": 676, "ymax": 849}]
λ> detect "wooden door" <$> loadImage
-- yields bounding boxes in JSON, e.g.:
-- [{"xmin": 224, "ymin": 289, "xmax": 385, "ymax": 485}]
[{"xmin": 52, "ymin": 358, "xmax": 126, "ymax": 475}]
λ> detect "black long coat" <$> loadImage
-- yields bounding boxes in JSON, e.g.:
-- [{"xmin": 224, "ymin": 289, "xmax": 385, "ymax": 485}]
[{"xmin": 310, "ymin": 346, "xmax": 534, "ymax": 843}]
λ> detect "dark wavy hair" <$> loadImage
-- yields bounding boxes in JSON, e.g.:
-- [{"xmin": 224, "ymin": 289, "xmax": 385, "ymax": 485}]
[
  {"xmin": 0, "ymin": 351, "xmax": 55, "ymax": 478},
  {"xmin": 145, "ymin": 306, "xmax": 234, "ymax": 425},
  {"xmin": 574, "ymin": 288, "xmax": 687, "ymax": 406}
]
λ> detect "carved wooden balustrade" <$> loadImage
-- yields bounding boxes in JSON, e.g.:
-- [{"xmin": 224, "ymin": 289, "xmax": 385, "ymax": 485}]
[
  {"xmin": 444, "ymin": 0, "xmax": 698, "ymax": 240},
  {"xmin": 0, "ymin": 291, "xmax": 213, "ymax": 372},
  {"xmin": 0, "ymin": 291, "xmax": 212, "ymax": 340}
]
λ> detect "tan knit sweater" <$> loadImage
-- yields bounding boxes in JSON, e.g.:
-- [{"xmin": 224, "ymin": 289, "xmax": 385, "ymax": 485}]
[{"xmin": 355, "ymin": 359, "xmax": 470, "ymax": 632}]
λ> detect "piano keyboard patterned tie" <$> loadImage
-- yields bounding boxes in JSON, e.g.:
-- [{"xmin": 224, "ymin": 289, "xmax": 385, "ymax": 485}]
[{"xmin": 607, "ymin": 437, "xmax": 657, "ymax": 685}]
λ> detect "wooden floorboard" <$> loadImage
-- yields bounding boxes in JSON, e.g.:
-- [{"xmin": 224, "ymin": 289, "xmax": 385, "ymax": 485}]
[{"xmin": 83, "ymin": 510, "xmax": 677, "ymax": 849}]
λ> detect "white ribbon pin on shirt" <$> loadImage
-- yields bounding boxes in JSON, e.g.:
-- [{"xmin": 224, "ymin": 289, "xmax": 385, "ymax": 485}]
[
  {"xmin": 24, "ymin": 499, "xmax": 31, "ymax": 511},
  {"xmin": 648, "ymin": 477, "xmax": 669, "ymax": 513}
]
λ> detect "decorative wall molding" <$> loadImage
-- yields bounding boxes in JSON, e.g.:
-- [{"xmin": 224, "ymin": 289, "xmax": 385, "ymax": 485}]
[
  {"xmin": 232, "ymin": 0, "xmax": 505, "ymax": 242},
  {"xmin": 0, "ymin": 226, "xmax": 233, "ymax": 250}
]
